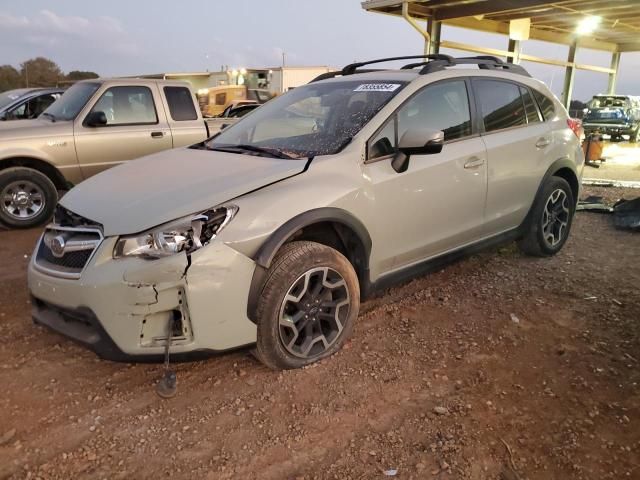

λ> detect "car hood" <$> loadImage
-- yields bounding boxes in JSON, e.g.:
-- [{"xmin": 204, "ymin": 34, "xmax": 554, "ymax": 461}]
[
  {"xmin": 60, "ymin": 147, "xmax": 307, "ymax": 236},
  {"xmin": 0, "ymin": 118, "xmax": 72, "ymax": 138}
]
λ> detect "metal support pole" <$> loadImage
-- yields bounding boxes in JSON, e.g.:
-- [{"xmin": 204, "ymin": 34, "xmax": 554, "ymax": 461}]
[
  {"xmin": 607, "ymin": 51, "xmax": 621, "ymax": 95},
  {"xmin": 507, "ymin": 39, "xmax": 521, "ymax": 64},
  {"xmin": 427, "ymin": 19, "xmax": 442, "ymax": 54},
  {"xmin": 562, "ymin": 40, "xmax": 577, "ymax": 110},
  {"xmin": 402, "ymin": 1, "xmax": 430, "ymax": 55}
]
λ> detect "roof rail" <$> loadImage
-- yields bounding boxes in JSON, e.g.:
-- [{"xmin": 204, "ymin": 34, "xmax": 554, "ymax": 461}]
[
  {"xmin": 341, "ymin": 54, "xmax": 455, "ymax": 75},
  {"xmin": 309, "ymin": 54, "xmax": 530, "ymax": 83},
  {"xmin": 420, "ymin": 56, "xmax": 531, "ymax": 76}
]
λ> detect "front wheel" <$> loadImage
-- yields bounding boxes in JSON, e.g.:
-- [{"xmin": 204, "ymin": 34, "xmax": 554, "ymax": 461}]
[
  {"xmin": 255, "ymin": 241, "xmax": 360, "ymax": 370},
  {"xmin": 518, "ymin": 176, "xmax": 575, "ymax": 257},
  {"xmin": 0, "ymin": 167, "xmax": 58, "ymax": 229}
]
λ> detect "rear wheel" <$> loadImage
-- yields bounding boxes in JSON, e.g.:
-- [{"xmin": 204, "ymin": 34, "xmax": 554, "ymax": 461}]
[
  {"xmin": 0, "ymin": 167, "xmax": 57, "ymax": 229},
  {"xmin": 255, "ymin": 241, "xmax": 360, "ymax": 370},
  {"xmin": 518, "ymin": 176, "xmax": 575, "ymax": 257}
]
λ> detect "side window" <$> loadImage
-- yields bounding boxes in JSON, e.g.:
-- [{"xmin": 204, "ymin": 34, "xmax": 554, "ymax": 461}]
[
  {"xmin": 398, "ymin": 80, "xmax": 472, "ymax": 142},
  {"xmin": 228, "ymin": 106, "xmax": 255, "ymax": 118},
  {"xmin": 90, "ymin": 86, "xmax": 157, "ymax": 125},
  {"xmin": 32, "ymin": 94, "xmax": 59, "ymax": 118},
  {"xmin": 367, "ymin": 80, "xmax": 472, "ymax": 161},
  {"xmin": 520, "ymin": 87, "xmax": 541, "ymax": 124},
  {"xmin": 368, "ymin": 117, "xmax": 396, "ymax": 159},
  {"xmin": 215, "ymin": 93, "xmax": 227, "ymax": 105},
  {"xmin": 164, "ymin": 86, "xmax": 198, "ymax": 121},
  {"xmin": 9, "ymin": 101, "xmax": 27, "ymax": 119},
  {"xmin": 531, "ymin": 89, "xmax": 555, "ymax": 121},
  {"xmin": 475, "ymin": 80, "xmax": 526, "ymax": 132}
]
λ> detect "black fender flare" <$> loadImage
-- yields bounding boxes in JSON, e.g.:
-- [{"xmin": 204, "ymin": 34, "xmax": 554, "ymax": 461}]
[
  {"xmin": 246, "ymin": 207, "xmax": 372, "ymax": 323},
  {"xmin": 520, "ymin": 157, "xmax": 579, "ymax": 233}
]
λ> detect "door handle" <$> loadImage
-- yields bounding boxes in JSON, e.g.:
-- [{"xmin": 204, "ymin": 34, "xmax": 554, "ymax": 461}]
[
  {"xmin": 151, "ymin": 131, "xmax": 164, "ymax": 138},
  {"xmin": 463, "ymin": 157, "xmax": 484, "ymax": 169},
  {"xmin": 536, "ymin": 137, "xmax": 551, "ymax": 148}
]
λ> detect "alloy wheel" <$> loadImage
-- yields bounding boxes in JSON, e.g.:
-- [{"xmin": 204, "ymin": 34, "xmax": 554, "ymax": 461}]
[
  {"xmin": 542, "ymin": 188, "xmax": 570, "ymax": 247},
  {"xmin": 278, "ymin": 266, "xmax": 350, "ymax": 359},
  {"xmin": 1, "ymin": 180, "xmax": 45, "ymax": 221}
]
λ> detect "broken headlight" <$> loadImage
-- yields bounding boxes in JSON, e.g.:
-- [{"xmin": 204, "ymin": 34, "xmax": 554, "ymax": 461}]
[{"xmin": 113, "ymin": 205, "xmax": 238, "ymax": 259}]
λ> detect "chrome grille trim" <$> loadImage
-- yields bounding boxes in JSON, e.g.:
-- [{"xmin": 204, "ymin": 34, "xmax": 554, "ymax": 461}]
[{"xmin": 34, "ymin": 224, "xmax": 104, "ymax": 280}]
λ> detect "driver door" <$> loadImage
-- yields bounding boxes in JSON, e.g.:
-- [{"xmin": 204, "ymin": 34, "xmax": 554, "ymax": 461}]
[
  {"xmin": 74, "ymin": 84, "xmax": 172, "ymax": 178},
  {"xmin": 363, "ymin": 79, "xmax": 488, "ymax": 273}
]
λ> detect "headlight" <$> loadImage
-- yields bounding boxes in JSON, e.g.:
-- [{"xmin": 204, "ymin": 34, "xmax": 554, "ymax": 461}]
[{"xmin": 114, "ymin": 205, "xmax": 238, "ymax": 259}]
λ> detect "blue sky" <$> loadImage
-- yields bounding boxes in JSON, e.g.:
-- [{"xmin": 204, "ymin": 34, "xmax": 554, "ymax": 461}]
[{"xmin": 0, "ymin": 0, "xmax": 638, "ymax": 101}]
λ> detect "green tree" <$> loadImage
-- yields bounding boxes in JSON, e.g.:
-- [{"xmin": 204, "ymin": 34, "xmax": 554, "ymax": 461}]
[
  {"xmin": 20, "ymin": 57, "xmax": 63, "ymax": 88},
  {"xmin": 66, "ymin": 70, "xmax": 100, "ymax": 81},
  {"xmin": 0, "ymin": 65, "xmax": 21, "ymax": 92}
]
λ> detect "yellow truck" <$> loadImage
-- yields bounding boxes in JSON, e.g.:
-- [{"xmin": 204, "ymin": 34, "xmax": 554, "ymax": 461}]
[{"xmin": 198, "ymin": 85, "xmax": 273, "ymax": 117}]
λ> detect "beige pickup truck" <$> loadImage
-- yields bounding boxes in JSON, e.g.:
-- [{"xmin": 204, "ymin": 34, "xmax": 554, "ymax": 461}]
[{"xmin": 0, "ymin": 78, "xmax": 214, "ymax": 228}]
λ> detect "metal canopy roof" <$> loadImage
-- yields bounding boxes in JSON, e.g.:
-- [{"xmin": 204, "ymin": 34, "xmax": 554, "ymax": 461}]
[{"xmin": 362, "ymin": 0, "xmax": 640, "ymax": 52}]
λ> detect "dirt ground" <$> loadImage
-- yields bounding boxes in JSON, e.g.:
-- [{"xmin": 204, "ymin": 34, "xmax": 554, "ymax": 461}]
[{"xmin": 1, "ymin": 186, "xmax": 639, "ymax": 480}]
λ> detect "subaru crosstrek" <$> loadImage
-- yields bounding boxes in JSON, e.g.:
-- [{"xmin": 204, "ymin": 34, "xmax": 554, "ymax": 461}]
[{"xmin": 28, "ymin": 55, "xmax": 584, "ymax": 370}]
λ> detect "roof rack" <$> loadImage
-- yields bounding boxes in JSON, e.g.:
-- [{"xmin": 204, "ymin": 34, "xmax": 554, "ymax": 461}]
[{"xmin": 309, "ymin": 54, "xmax": 530, "ymax": 83}]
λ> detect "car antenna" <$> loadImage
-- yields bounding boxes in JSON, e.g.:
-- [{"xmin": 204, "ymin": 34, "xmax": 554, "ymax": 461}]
[{"xmin": 155, "ymin": 314, "xmax": 178, "ymax": 398}]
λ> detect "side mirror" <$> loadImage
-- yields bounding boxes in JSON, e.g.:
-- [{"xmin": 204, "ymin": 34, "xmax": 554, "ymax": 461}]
[
  {"xmin": 85, "ymin": 111, "xmax": 108, "ymax": 127},
  {"xmin": 220, "ymin": 123, "xmax": 230, "ymax": 130},
  {"xmin": 392, "ymin": 128, "xmax": 444, "ymax": 173}
]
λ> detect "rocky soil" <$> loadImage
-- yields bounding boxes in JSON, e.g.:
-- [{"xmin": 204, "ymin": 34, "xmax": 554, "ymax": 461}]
[{"xmin": 1, "ymin": 186, "xmax": 638, "ymax": 479}]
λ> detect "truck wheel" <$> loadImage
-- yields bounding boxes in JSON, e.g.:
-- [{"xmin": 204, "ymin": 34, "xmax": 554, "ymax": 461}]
[
  {"xmin": 255, "ymin": 241, "xmax": 360, "ymax": 370},
  {"xmin": 518, "ymin": 176, "xmax": 575, "ymax": 257},
  {"xmin": 0, "ymin": 167, "xmax": 58, "ymax": 229},
  {"xmin": 630, "ymin": 127, "xmax": 640, "ymax": 143}
]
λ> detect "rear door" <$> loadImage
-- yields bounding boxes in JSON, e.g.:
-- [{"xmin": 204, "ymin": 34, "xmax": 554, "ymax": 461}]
[
  {"xmin": 161, "ymin": 85, "xmax": 208, "ymax": 146},
  {"xmin": 472, "ymin": 78, "xmax": 551, "ymax": 234},
  {"xmin": 74, "ymin": 83, "xmax": 172, "ymax": 178},
  {"xmin": 364, "ymin": 79, "xmax": 488, "ymax": 272}
]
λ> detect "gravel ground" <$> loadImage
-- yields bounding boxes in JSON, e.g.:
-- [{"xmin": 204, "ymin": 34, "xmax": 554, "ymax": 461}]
[{"xmin": 0, "ymin": 186, "xmax": 639, "ymax": 480}]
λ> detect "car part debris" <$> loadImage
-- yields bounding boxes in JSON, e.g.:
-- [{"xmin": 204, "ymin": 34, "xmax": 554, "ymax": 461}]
[
  {"xmin": 155, "ymin": 314, "xmax": 178, "ymax": 399},
  {"xmin": 576, "ymin": 195, "xmax": 613, "ymax": 213},
  {"xmin": 577, "ymin": 196, "xmax": 640, "ymax": 232},
  {"xmin": 582, "ymin": 179, "xmax": 640, "ymax": 189},
  {"xmin": 613, "ymin": 197, "xmax": 640, "ymax": 231}
]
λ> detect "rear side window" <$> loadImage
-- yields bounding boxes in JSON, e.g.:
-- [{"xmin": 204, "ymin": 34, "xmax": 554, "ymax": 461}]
[
  {"xmin": 520, "ymin": 87, "xmax": 541, "ymax": 124},
  {"xmin": 474, "ymin": 80, "xmax": 526, "ymax": 133},
  {"xmin": 532, "ymin": 89, "xmax": 555, "ymax": 121},
  {"xmin": 164, "ymin": 86, "xmax": 198, "ymax": 121}
]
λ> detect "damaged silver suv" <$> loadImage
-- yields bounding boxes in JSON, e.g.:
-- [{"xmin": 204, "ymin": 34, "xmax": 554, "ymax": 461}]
[{"xmin": 28, "ymin": 55, "xmax": 584, "ymax": 371}]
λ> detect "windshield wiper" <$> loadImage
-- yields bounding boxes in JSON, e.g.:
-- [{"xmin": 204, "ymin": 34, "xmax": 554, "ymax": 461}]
[
  {"xmin": 41, "ymin": 112, "xmax": 56, "ymax": 122},
  {"xmin": 210, "ymin": 144, "xmax": 295, "ymax": 160}
]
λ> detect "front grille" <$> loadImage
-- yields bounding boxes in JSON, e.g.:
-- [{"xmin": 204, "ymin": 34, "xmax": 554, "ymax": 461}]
[{"xmin": 34, "ymin": 226, "xmax": 103, "ymax": 279}]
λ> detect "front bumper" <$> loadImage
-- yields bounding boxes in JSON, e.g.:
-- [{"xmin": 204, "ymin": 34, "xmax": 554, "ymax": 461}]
[{"xmin": 28, "ymin": 237, "xmax": 258, "ymax": 362}]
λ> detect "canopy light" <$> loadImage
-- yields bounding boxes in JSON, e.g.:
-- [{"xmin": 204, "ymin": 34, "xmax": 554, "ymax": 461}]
[{"xmin": 576, "ymin": 16, "xmax": 601, "ymax": 35}]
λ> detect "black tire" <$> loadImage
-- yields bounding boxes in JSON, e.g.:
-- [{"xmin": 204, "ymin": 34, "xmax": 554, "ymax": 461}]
[
  {"xmin": 630, "ymin": 127, "xmax": 640, "ymax": 143},
  {"xmin": 0, "ymin": 167, "xmax": 58, "ymax": 229},
  {"xmin": 518, "ymin": 176, "xmax": 575, "ymax": 257},
  {"xmin": 255, "ymin": 241, "xmax": 360, "ymax": 370}
]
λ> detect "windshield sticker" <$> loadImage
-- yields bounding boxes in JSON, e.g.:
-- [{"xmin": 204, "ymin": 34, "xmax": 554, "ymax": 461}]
[{"xmin": 354, "ymin": 83, "xmax": 401, "ymax": 92}]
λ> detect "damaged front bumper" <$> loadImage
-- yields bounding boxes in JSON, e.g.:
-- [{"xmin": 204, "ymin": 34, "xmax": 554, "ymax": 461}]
[{"xmin": 28, "ymin": 236, "xmax": 258, "ymax": 362}]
